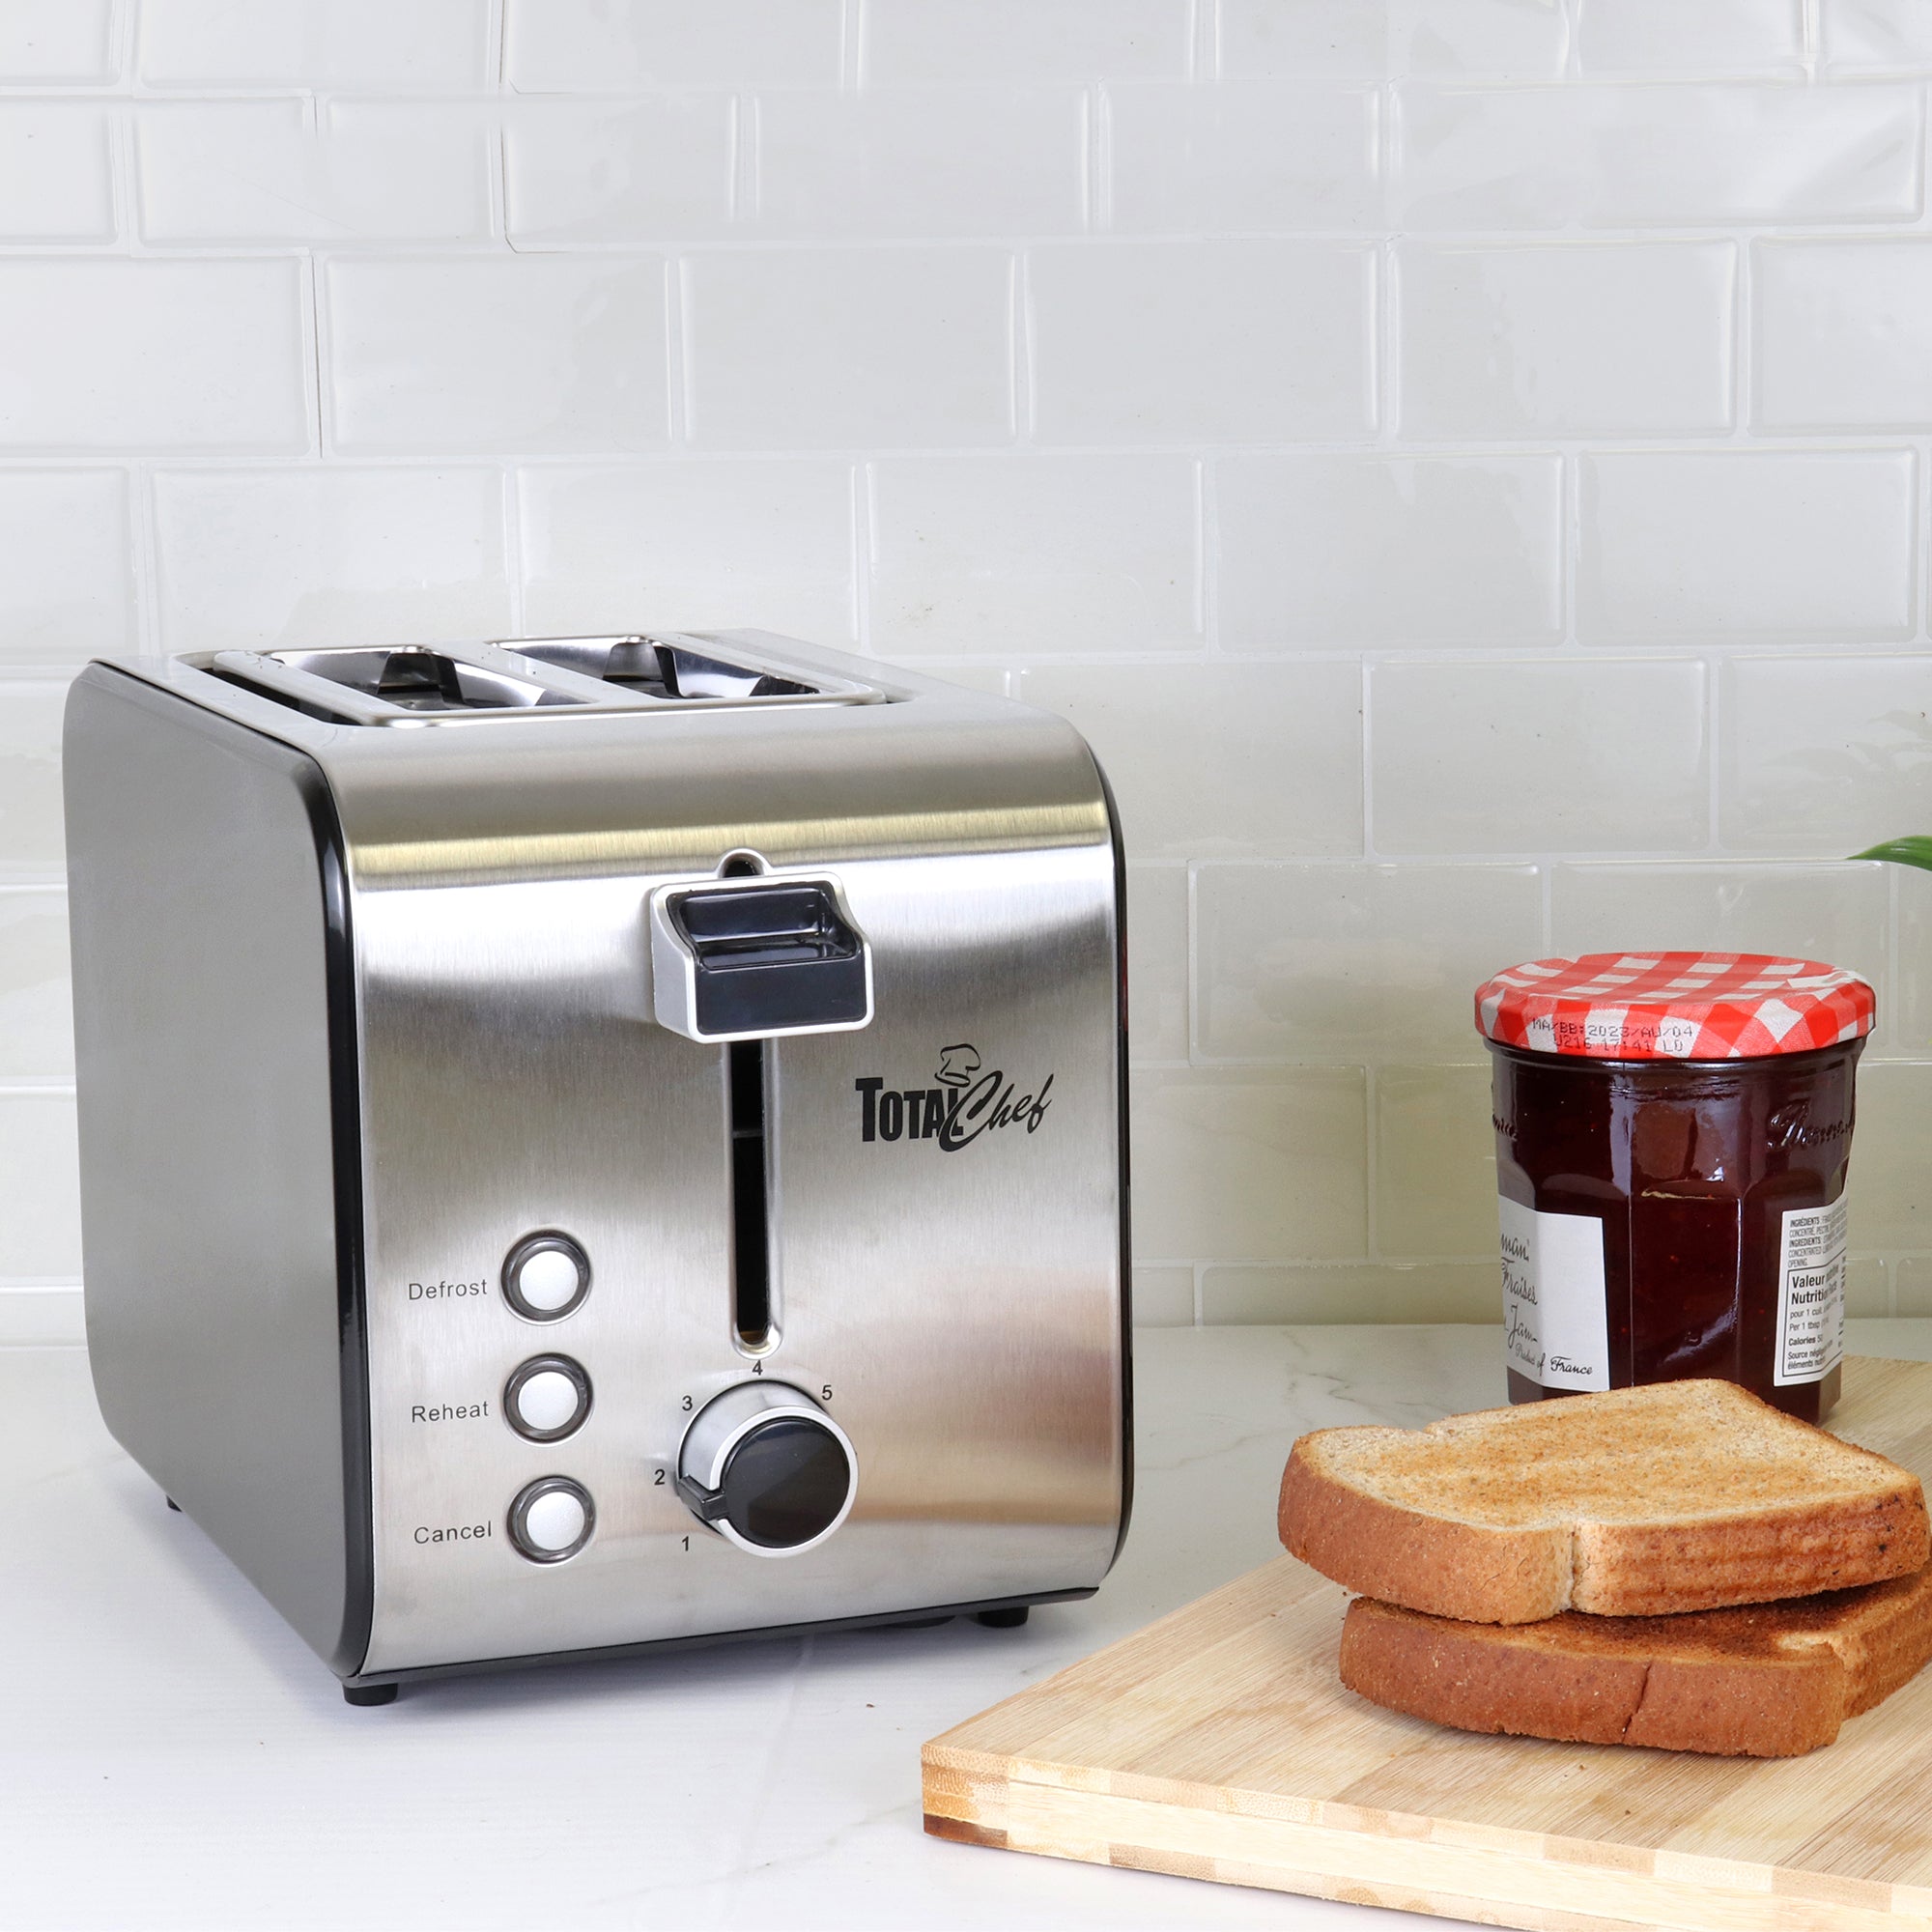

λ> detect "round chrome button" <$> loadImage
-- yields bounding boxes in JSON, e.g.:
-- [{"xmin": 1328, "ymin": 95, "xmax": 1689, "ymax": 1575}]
[
  {"xmin": 501, "ymin": 1233, "xmax": 589, "ymax": 1321},
  {"xmin": 504, "ymin": 1355, "xmax": 591, "ymax": 1442},
  {"xmin": 508, "ymin": 1476, "xmax": 593, "ymax": 1563}
]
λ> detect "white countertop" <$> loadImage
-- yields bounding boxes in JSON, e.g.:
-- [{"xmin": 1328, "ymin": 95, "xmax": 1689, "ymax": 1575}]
[{"xmin": 15, "ymin": 1321, "xmax": 1932, "ymax": 1931}]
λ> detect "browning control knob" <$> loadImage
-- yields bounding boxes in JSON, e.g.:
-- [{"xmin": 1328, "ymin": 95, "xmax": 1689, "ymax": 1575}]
[{"xmin": 674, "ymin": 1382, "xmax": 856, "ymax": 1556}]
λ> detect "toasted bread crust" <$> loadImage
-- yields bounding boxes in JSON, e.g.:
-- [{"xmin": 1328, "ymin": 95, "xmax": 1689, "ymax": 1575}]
[
  {"xmin": 1278, "ymin": 1381, "xmax": 1931, "ymax": 1624},
  {"xmin": 1570, "ymin": 1489, "xmax": 1930, "ymax": 1616},
  {"xmin": 1340, "ymin": 1600, "xmax": 1847, "ymax": 1757},
  {"xmin": 1279, "ymin": 1450, "xmax": 1572, "ymax": 1625},
  {"xmin": 1339, "ymin": 1564, "xmax": 1932, "ymax": 1757}
]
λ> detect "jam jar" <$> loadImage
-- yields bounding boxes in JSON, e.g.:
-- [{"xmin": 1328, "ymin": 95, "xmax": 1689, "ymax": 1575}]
[{"xmin": 1474, "ymin": 952, "xmax": 1874, "ymax": 1423}]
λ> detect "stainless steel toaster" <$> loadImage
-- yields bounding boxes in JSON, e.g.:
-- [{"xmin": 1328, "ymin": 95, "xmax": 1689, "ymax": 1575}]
[{"xmin": 64, "ymin": 632, "xmax": 1129, "ymax": 1704}]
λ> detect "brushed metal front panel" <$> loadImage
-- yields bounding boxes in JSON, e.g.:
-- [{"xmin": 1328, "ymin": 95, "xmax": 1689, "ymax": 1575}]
[{"xmin": 358, "ymin": 845, "xmax": 1121, "ymax": 1674}]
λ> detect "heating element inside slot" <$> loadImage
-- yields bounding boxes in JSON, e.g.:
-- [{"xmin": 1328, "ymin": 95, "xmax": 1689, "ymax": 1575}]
[{"xmin": 728, "ymin": 1038, "xmax": 776, "ymax": 1353}]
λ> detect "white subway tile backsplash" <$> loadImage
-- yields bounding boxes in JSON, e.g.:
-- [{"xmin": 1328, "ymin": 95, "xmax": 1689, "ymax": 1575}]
[
  {"xmin": 684, "ymin": 248, "xmax": 1014, "ymax": 448},
  {"xmin": 1892, "ymin": 870, "xmax": 1932, "ymax": 1058},
  {"xmin": 1754, "ymin": 242, "xmax": 1932, "ymax": 431},
  {"xmin": 1900, "ymin": 1258, "xmax": 1932, "ymax": 1317},
  {"xmin": 1847, "ymin": 1256, "xmax": 1890, "ymax": 1318},
  {"xmin": 1103, "ymin": 82, "xmax": 1380, "ymax": 233},
  {"xmin": 1130, "ymin": 1065, "xmax": 1369, "ymax": 1261},
  {"xmin": 0, "ymin": 1093, "xmax": 79, "ymax": 1279},
  {"xmin": 1576, "ymin": 0, "xmax": 1804, "ymax": 73},
  {"xmin": 1578, "ymin": 449, "xmax": 1917, "ymax": 642},
  {"xmin": 154, "ymin": 468, "xmax": 512, "ymax": 653},
  {"xmin": 1195, "ymin": 863, "xmax": 1541, "ymax": 1063},
  {"xmin": 1216, "ymin": 453, "xmax": 1562, "ymax": 647},
  {"xmin": 1202, "ymin": 1262, "xmax": 1495, "ymax": 1323},
  {"xmin": 1375, "ymin": 1063, "xmax": 1496, "ymax": 1259},
  {"xmin": 753, "ymin": 88, "xmax": 1084, "ymax": 240},
  {"xmin": 327, "ymin": 256, "xmax": 670, "ymax": 454},
  {"xmin": 1014, "ymin": 662, "xmax": 1364, "ymax": 860},
  {"xmin": 864, "ymin": 0, "xmax": 1190, "ymax": 83},
  {"xmin": 506, "ymin": 0, "xmax": 842, "ymax": 90},
  {"xmin": 1372, "ymin": 657, "xmax": 1709, "ymax": 855},
  {"xmin": 0, "ymin": 892, "xmax": 71, "ymax": 1079},
  {"xmin": 1397, "ymin": 84, "xmax": 1924, "ymax": 228},
  {"xmin": 138, "ymin": 101, "xmax": 493, "ymax": 245},
  {"xmin": 1823, "ymin": 1, "xmax": 1932, "ymax": 71},
  {"xmin": 1219, "ymin": 0, "xmax": 1569, "ymax": 78},
  {"xmin": 1127, "ymin": 865, "xmax": 1189, "ymax": 1063},
  {"xmin": 519, "ymin": 462, "xmax": 858, "ymax": 641},
  {"xmin": 1399, "ymin": 242, "xmax": 1736, "ymax": 439},
  {"xmin": 1132, "ymin": 1265, "xmax": 1195, "ymax": 1326},
  {"xmin": 1719, "ymin": 653, "xmax": 1932, "ymax": 854},
  {"xmin": 1029, "ymin": 242, "xmax": 1375, "ymax": 444},
  {"xmin": 504, "ymin": 99, "xmax": 737, "ymax": 246},
  {"xmin": 0, "ymin": 471, "xmax": 133, "ymax": 659},
  {"xmin": 0, "ymin": 0, "xmax": 114, "ymax": 83},
  {"xmin": 869, "ymin": 454, "xmax": 1198, "ymax": 655},
  {"xmin": 0, "ymin": 108, "xmax": 114, "ymax": 242},
  {"xmin": 8, "ymin": 0, "xmax": 1932, "ymax": 1325},
  {"xmin": 0, "ymin": 261, "xmax": 307, "ymax": 452},
  {"xmin": 1844, "ymin": 1061, "xmax": 1932, "ymax": 1249},
  {"xmin": 140, "ymin": 0, "xmax": 488, "ymax": 90},
  {"xmin": 1550, "ymin": 862, "xmax": 1889, "ymax": 1041},
  {"xmin": 0, "ymin": 680, "xmax": 70, "ymax": 872}
]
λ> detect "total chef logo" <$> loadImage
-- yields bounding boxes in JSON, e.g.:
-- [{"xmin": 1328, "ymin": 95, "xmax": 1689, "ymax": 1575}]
[{"xmin": 854, "ymin": 1042, "xmax": 1053, "ymax": 1152}]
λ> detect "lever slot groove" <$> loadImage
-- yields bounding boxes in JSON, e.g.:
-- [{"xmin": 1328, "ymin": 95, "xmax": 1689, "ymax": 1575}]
[{"xmin": 728, "ymin": 1038, "xmax": 777, "ymax": 1354}]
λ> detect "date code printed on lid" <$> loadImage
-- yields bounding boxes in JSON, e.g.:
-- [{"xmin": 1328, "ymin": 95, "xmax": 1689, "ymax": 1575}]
[{"xmin": 1776, "ymin": 1198, "xmax": 1848, "ymax": 1387}]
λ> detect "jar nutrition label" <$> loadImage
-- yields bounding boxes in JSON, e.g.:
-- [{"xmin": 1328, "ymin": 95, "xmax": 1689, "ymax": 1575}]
[
  {"xmin": 1498, "ymin": 1195, "xmax": 1610, "ymax": 1393},
  {"xmin": 1776, "ymin": 1197, "xmax": 1848, "ymax": 1387}
]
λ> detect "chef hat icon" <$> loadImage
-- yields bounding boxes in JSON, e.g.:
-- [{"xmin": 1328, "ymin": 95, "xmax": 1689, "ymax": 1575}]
[{"xmin": 936, "ymin": 1042, "xmax": 980, "ymax": 1088}]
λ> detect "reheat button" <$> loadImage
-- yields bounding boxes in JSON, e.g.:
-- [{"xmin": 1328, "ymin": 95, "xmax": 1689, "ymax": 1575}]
[
  {"xmin": 502, "ymin": 1233, "xmax": 589, "ymax": 1321},
  {"xmin": 505, "ymin": 1355, "xmax": 591, "ymax": 1442},
  {"xmin": 508, "ymin": 1477, "xmax": 594, "ymax": 1563}
]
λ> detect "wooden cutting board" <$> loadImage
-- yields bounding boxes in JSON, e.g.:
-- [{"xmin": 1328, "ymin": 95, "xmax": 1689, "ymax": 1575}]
[{"xmin": 923, "ymin": 1356, "xmax": 1932, "ymax": 1930}]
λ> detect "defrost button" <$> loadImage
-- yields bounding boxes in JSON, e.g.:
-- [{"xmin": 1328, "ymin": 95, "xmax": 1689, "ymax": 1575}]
[
  {"xmin": 505, "ymin": 1355, "xmax": 592, "ymax": 1442},
  {"xmin": 502, "ymin": 1232, "xmax": 589, "ymax": 1321},
  {"xmin": 508, "ymin": 1477, "xmax": 594, "ymax": 1563}
]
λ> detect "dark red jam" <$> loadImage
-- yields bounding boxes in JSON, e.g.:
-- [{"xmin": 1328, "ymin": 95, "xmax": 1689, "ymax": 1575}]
[{"xmin": 1488, "ymin": 1039, "xmax": 1861, "ymax": 1422}]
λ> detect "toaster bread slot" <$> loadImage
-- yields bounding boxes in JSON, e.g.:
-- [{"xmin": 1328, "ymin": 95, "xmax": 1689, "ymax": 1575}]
[
  {"xmin": 209, "ymin": 644, "xmax": 598, "ymax": 724},
  {"xmin": 272, "ymin": 647, "xmax": 573, "ymax": 713},
  {"xmin": 651, "ymin": 879, "xmax": 873, "ymax": 1041},
  {"xmin": 728, "ymin": 1039, "xmax": 777, "ymax": 1354},
  {"xmin": 517, "ymin": 634, "xmax": 876, "ymax": 705}
]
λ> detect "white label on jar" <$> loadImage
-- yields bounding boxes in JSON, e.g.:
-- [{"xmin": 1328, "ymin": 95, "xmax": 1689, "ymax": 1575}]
[
  {"xmin": 1776, "ymin": 1197, "xmax": 1847, "ymax": 1386},
  {"xmin": 1498, "ymin": 1195, "xmax": 1609, "ymax": 1392}
]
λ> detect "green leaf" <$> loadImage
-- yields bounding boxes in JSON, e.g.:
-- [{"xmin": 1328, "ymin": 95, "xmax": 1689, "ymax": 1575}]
[{"xmin": 1852, "ymin": 838, "xmax": 1932, "ymax": 871}]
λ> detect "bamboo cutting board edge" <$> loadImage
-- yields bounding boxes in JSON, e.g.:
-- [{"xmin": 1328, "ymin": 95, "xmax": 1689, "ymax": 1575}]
[{"xmin": 922, "ymin": 1356, "xmax": 1932, "ymax": 1931}]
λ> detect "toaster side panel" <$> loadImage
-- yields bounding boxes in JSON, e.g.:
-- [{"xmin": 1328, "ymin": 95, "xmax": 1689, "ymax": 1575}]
[{"xmin": 65, "ymin": 667, "xmax": 371, "ymax": 1675}]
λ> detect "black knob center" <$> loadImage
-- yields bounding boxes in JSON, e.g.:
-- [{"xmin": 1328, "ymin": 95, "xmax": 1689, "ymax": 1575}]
[{"xmin": 718, "ymin": 1416, "xmax": 852, "ymax": 1549}]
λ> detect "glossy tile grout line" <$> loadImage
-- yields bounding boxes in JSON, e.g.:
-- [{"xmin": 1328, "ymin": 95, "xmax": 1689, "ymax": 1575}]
[{"xmin": 4, "ymin": 0, "xmax": 1932, "ymax": 1337}]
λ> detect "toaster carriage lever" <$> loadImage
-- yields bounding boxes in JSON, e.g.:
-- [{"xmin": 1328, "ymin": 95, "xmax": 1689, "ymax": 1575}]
[{"xmin": 650, "ymin": 878, "xmax": 872, "ymax": 1041}]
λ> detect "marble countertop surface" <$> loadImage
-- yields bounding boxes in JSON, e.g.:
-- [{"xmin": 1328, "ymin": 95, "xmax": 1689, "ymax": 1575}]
[{"xmin": 15, "ymin": 1321, "xmax": 1932, "ymax": 1930}]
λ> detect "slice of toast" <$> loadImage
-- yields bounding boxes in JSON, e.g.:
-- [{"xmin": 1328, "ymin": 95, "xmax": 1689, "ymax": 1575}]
[
  {"xmin": 1339, "ymin": 1565, "xmax": 1932, "ymax": 1757},
  {"xmin": 1279, "ymin": 1379, "xmax": 1928, "ymax": 1624}
]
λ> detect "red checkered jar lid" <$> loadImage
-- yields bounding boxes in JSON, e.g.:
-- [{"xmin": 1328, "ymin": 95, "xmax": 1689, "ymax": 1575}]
[{"xmin": 1474, "ymin": 952, "xmax": 1875, "ymax": 1061}]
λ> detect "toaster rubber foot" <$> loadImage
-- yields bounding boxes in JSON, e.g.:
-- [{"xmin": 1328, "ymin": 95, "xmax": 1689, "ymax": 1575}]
[
  {"xmin": 165, "ymin": 1496, "xmax": 181, "ymax": 1512},
  {"xmin": 974, "ymin": 1606, "xmax": 1029, "ymax": 1629},
  {"xmin": 342, "ymin": 1682, "xmax": 398, "ymax": 1708}
]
